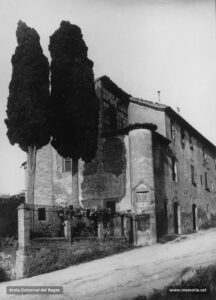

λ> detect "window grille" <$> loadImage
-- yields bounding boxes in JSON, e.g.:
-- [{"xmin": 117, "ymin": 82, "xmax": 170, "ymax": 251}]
[{"xmin": 38, "ymin": 208, "xmax": 46, "ymax": 221}]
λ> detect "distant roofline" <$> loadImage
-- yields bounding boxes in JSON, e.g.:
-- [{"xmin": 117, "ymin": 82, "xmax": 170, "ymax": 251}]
[
  {"xmin": 130, "ymin": 97, "xmax": 167, "ymax": 111},
  {"xmin": 95, "ymin": 75, "xmax": 131, "ymax": 102},
  {"xmin": 94, "ymin": 76, "xmax": 216, "ymax": 152},
  {"xmin": 130, "ymin": 96, "xmax": 216, "ymax": 152},
  {"xmin": 166, "ymin": 107, "xmax": 216, "ymax": 152}
]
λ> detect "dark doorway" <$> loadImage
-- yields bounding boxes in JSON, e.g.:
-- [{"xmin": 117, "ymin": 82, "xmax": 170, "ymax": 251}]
[
  {"xmin": 106, "ymin": 201, "xmax": 116, "ymax": 212},
  {"xmin": 173, "ymin": 202, "xmax": 179, "ymax": 234},
  {"xmin": 129, "ymin": 217, "xmax": 134, "ymax": 244},
  {"xmin": 192, "ymin": 204, "xmax": 197, "ymax": 231}
]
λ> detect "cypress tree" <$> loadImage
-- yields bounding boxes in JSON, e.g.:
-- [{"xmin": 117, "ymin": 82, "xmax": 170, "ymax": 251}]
[
  {"xmin": 5, "ymin": 21, "xmax": 50, "ymax": 204},
  {"xmin": 49, "ymin": 21, "xmax": 99, "ymax": 207}
]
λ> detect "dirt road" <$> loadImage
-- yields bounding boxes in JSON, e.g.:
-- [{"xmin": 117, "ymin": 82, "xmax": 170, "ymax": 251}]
[{"xmin": 1, "ymin": 228, "xmax": 216, "ymax": 300}]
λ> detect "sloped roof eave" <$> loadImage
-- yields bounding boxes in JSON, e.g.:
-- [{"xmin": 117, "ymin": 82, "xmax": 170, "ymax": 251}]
[{"xmin": 129, "ymin": 97, "xmax": 216, "ymax": 152}]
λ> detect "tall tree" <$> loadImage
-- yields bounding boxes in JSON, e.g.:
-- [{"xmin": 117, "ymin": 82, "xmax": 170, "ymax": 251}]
[
  {"xmin": 5, "ymin": 21, "xmax": 50, "ymax": 205},
  {"xmin": 49, "ymin": 21, "xmax": 99, "ymax": 207}
]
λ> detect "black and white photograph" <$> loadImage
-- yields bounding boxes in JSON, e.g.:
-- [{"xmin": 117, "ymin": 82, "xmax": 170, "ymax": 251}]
[{"xmin": 0, "ymin": 0, "xmax": 216, "ymax": 299}]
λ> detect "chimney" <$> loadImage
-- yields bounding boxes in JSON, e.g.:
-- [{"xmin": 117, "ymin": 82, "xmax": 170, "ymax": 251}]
[
  {"xmin": 176, "ymin": 107, "xmax": 180, "ymax": 113},
  {"xmin": 157, "ymin": 91, "xmax": 161, "ymax": 103}
]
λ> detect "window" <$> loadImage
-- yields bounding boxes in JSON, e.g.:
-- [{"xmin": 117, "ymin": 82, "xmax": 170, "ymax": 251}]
[
  {"xmin": 191, "ymin": 165, "xmax": 196, "ymax": 186},
  {"xmin": 171, "ymin": 158, "xmax": 177, "ymax": 181},
  {"xmin": 202, "ymin": 146, "xmax": 206, "ymax": 159},
  {"xmin": 117, "ymin": 106, "xmax": 128, "ymax": 129},
  {"xmin": 205, "ymin": 172, "xmax": 209, "ymax": 190},
  {"xmin": 170, "ymin": 121, "xmax": 175, "ymax": 140},
  {"xmin": 211, "ymin": 181, "xmax": 214, "ymax": 191},
  {"xmin": 38, "ymin": 208, "xmax": 46, "ymax": 221},
  {"xmin": 103, "ymin": 105, "xmax": 117, "ymax": 131},
  {"xmin": 62, "ymin": 158, "xmax": 72, "ymax": 172},
  {"xmin": 181, "ymin": 129, "xmax": 185, "ymax": 148},
  {"xmin": 189, "ymin": 135, "xmax": 193, "ymax": 150}
]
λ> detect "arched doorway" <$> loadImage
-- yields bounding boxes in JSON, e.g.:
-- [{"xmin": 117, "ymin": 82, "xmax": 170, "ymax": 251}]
[
  {"xmin": 192, "ymin": 204, "xmax": 197, "ymax": 231},
  {"xmin": 173, "ymin": 202, "xmax": 180, "ymax": 234}
]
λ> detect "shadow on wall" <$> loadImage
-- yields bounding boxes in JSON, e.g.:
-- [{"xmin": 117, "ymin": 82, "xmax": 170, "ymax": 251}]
[
  {"xmin": 81, "ymin": 136, "xmax": 126, "ymax": 205},
  {"xmin": 153, "ymin": 141, "xmax": 168, "ymax": 239}
]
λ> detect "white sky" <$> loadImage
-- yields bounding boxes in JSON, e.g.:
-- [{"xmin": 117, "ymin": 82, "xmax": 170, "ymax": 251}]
[{"xmin": 0, "ymin": 0, "xmax": 216, "ymax": 194}]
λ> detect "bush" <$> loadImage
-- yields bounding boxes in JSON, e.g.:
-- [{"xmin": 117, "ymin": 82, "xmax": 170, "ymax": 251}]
[
  {"xmin": 0, "ymin": 236, "xmax": 18, "ymax": 252},
  {"xmin": 199, "ymin": 221, "xmax": 212, "ymax": 230}
]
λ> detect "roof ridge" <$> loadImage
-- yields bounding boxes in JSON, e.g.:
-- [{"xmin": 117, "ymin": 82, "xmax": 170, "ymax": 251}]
[{"xmin": 130, "ymin": 96, "xmax": 167, "ymax": 106}]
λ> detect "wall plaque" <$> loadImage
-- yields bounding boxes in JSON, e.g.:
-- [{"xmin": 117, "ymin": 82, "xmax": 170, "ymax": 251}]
[{"xmin": 136, "ymin": 191, "xmax": 150, "ymax": 205}]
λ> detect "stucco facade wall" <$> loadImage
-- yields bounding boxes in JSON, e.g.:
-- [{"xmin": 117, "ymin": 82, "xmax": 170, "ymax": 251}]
[
  {"xmin": 128, "ymin": 128, "xmax": 157, "ymax": 243},
  {"xmin": 128, "ymin": 102, "xmax": 166, "ymax": 136}
]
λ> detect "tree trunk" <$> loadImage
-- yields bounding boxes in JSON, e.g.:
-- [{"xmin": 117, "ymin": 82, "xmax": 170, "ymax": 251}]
[
  {"xmin": 72, "ymin": 158, "xmax": 79, "ymax": 208},
  {"xmin": 26, "ymin": 145, "xmax": 37, "ymax": 205}
]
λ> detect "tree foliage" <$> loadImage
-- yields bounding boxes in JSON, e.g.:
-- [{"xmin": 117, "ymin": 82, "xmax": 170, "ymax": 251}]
[
  {"xmin": 49, "ymin": 21, "xmax": 99, "ymax": 162},
  {"xmin": 5, "ymin": 20, "xmax": 50, "ymax": 152}
]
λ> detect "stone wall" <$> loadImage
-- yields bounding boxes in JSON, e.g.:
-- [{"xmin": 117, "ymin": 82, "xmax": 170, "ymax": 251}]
[
  {"xmin": 163, "ymin": 113, "xmax": 216, "ymax": 234},
  {"xmin": 34, "ymin": 145, "xmax": 53, "ymax": 205},
  {"xmin": 34, "ymin": 145, "xmax": 73, "ymax": 206},
  {"xmin": 128, "ymin": 101, "xmax": 166, "ymax": 136}
]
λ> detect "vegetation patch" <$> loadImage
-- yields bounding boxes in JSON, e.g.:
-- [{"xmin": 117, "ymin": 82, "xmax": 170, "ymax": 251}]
[
  {"xmin": 25, "ymin": 238, "xmax": 134, "ymax": 278},
  {"xmin": 0, "ymin": 237, "xmax": 17, "ymax": 281},
  {"xmin": 0, "ymin": 236, "xmax": 18, "ymax": 252},
  {"xmin": 133, "ymin": 264, "xmax": 216, "ymax": 300}
]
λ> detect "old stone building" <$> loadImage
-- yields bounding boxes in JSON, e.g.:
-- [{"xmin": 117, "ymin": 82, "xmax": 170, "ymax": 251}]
[{"xmin": 32, "ymin": 76, "xmax": 216, "ymax": 245}]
